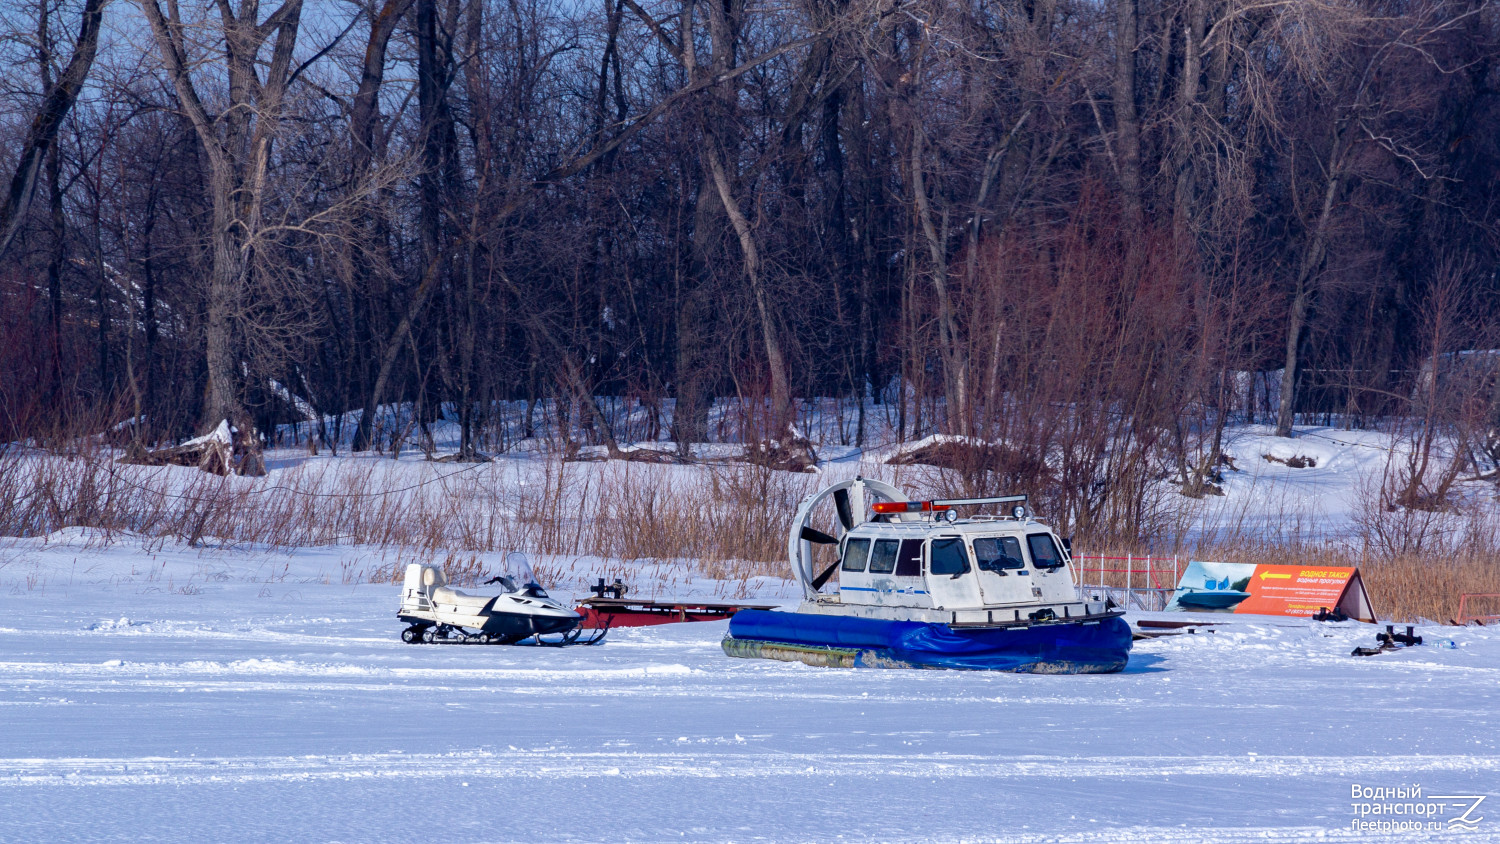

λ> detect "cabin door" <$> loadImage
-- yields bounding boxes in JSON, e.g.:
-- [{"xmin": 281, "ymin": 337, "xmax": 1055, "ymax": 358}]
[
  {"xmin": 972, "ymin": 535, "xmax": 1040, "ymax": 606},
  {"xmin": 1024, "ymin": 533, "xmax": 1076, "ymax": 604},
  {"xmin": 876, "ymin": 538, "xmax": 932, "ymax": 607},
  {"xmin": 923, "ymin": 536, "xmax": 983, "ymax": 610}
]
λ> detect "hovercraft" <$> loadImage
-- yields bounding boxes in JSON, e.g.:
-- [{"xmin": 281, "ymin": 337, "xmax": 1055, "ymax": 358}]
[{"xmin": 722, "ymin": 479, "xmax": 1131, "ymax": 673}]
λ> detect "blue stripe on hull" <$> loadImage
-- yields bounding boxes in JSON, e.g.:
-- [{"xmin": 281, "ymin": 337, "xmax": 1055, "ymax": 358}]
[{"xmin": 725, "ymin": 609, "xmax": 1132, "ymax": 673}]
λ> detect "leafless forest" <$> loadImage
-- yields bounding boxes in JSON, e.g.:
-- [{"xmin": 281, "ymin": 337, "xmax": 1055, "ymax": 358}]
[{"xmin": 2, "ymin": 0, "xmax": 1499, "ymax": 505}]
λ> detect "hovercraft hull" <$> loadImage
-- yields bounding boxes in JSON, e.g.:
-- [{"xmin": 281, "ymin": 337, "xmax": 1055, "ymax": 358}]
[{"xmin": 723, "ymin": 609, "xmax": 1131, "ymax": 673}]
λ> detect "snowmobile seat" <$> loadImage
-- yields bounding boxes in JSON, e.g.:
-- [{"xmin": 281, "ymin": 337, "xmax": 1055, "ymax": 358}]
[{"xmin": 431, "ymin": 586, "xmax": 493, "ymax": 610}]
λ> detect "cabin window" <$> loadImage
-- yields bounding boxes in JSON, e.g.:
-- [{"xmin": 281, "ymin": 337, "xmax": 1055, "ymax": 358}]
[
  {"xmin": 973, "ymin": 536, "xmax": 1025, "ymax": 571},
  {"xmin": 867, "ymin": 539, "xmax": 900, "ymax": 574},
  {"xmin": 895, "ymin": 539, "xmax": 923, "ymax": 576},
  {"xmin": 928, "ymin": 537, "xmax": 970, "ymax": 576},
  {"xmin": 841, "ymin": 538, "xmax": 871, "ymax": 572},
  {"xmin": 1026, "ymin": 533, "xmax": 1064, "ymax": 570}
]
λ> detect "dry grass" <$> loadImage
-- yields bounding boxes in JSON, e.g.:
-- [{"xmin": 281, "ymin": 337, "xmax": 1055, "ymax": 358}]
[
  {"xmin": 0, "ymin": 444, "xmax": 823, "ymax": 577},
  {"xmin": 2, "ymin": 442, "xmax": 1495, "ymax": 622},
  {"xmin": 1051, "ymin": 471, "xmax": 1500, "ymax": 623},
  {"xmin": 1193, "ymin": 540, "xmax": 1499, "ymax": 625},
  {"xmin": 1087, "ymin": 499, "xmax": 1500, "ymax": 622},
  {"xmin": 1073, "ymin": 538, "xmax": 1500, "ymax": 623}
]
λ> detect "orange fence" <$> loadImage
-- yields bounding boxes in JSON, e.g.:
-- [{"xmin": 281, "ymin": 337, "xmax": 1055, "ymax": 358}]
[{"xmin": 1456, "ymin": 593, "xmax": 1500, "ymax": 626}]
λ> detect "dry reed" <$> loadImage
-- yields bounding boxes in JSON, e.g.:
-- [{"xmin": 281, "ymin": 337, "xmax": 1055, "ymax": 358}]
[
  {"xmin": 0, "ymin": 444, "xmax": 823, "ymax": 573},
  {"xmin": 2, "ymin": 442, "xmax": 1494, "ymax": 622}
]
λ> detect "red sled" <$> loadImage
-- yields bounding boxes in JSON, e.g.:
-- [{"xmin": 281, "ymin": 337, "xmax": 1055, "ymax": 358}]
[{"xmin": 574, "ymin": 579, "xmax": 777, "ymax": 629}]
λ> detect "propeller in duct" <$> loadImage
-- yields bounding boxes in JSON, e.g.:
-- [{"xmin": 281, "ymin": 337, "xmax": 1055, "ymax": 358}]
[
  {"xmin": 789, "ymin": 478, "xmax": 908, "ymax": 599},
  {"xmin": 810, "ymin": 559, "xmax": 841, "ymax": 591},
  {"xmin": 806, "ymin": 488, "xmax": 856, "ymax": 590},
  {"xmin": 800, "ymin": 525, "xmax": 839, "ymax": 545},
  {"xmin": 832, "ymin": 488, "xmax": 854, "ymax": 531}
]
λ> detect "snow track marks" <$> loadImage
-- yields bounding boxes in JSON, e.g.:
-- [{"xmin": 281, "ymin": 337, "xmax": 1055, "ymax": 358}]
[{"xmin": 5, "ymin": 750, "xmax": 1497, "ymax": 787}]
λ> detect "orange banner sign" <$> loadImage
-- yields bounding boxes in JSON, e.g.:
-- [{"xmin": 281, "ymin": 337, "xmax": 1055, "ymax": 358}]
[{"xmin": 1166, "ymin": 561, "xmax": 1376, "ymax": 621}]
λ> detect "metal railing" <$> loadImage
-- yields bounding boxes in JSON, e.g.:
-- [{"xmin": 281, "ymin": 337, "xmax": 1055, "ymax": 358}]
[{"xmin": 1071, "ymin": 554, "xmax": 1182, "ymax": 612}]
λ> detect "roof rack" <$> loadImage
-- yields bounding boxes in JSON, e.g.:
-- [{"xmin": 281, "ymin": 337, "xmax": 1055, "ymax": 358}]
[{"xmin": 930, "ymin": 494, "xmax": 1027, "ymax": 507}]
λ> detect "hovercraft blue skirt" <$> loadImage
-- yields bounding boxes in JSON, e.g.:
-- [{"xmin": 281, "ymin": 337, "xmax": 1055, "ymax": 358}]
[{"xmin": 723, "ymin": 610, "xmax": 1131, "ymax": 673}]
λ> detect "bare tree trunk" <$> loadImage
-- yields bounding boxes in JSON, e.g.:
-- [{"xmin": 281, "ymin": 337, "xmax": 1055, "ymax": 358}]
[
  {"xmin": 0, "ymin": 0, "xmax": 104, "ymax": 261},
  {"xmin": 910, "ymin": 126, "xmax": 969, "ymax": 436},
  {"xmin": 672, "ymin": 276, "xmax": 714, "ymax": 455},
  {"xmin": 561, "ymin": 354, "xmax": 621, "ymax": 455},
  {"xmin": 360, "ymin": 258, "xmax": 444, "ymax": 445},
  {"xmin": 138, "ymin": 0, "xmax": 305, "ymax": 474},
  {"xmin": 352, "ymin": 0, "xmax": 460, "ymax": 456},
  {"xmin": 703, "ymin": 0, "xmax": 795, "ymax": 442},
  {"xmin": 1486, "ymin": 360, "xmax": 1500, "ymax": 474},
  {"xmin": 1171, "ymin": 0, "xmax": 1204, "ymax": 252},
  {"xmin": 700, "ymin": 141, "xmax": 794, "ymax": 437},
  {"xmin": 452, "ymin": 0, "xmax": 493, "ymax": 462},
  {"xmin": 672, "ymin": 36, "xmax": 720, "ymax": 457},
  {"xmin": 1112, "ymin": 0, "xmax": 1142, "ymax": 228},
  {"xmin": 1275, "ymin": 140, "xmax": 1345, "ymax": 438},
  {"xmin": 45, "ymin": 142, "xmax": 65, "ymax": 394},
  {"xmin": 347, "ymin": 0, "xmax": 414, "ymax": 452}
]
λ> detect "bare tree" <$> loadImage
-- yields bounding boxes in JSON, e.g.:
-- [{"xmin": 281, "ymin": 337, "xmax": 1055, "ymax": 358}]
[
  {"xmin": 137, "ymin": 0, "xmax": 306, "ymax": 473},
  {"xmin": 0, "ymin": 0, "xmax": 105, "ymax": 261},
  {"xmin": 1271, "ymin": 2, "xmax": 1470, "ymax": 437},
  {"xmin": 0, "ymin": 0, "xmax": 1496, "ymax": 550},
  {"xmin": 342, "ymin": 0, "xmax": 414, "ymax": 453}
]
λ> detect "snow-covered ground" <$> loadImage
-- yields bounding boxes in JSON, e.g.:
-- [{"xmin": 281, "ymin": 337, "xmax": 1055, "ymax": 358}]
[
  {"xmin": 2, "ymin": 540, "xmax": 1497, "ymax": 843},
  {"xmin": 1194, "ymin": 425, "xmax": 1412, "ymax": 542},
  {"xmin": 3, "ymin": 418, "xmax": 1497, "ymax": 840}
]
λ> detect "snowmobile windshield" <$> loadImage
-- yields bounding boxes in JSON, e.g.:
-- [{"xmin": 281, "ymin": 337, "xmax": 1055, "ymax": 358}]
[{"xmin": 500, "ymin": 552, "xmax": 543, "ymax": 594}]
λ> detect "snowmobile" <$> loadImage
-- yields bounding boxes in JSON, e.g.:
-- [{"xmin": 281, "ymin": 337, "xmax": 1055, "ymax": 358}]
[
  {"xmin": 397, "ymin": 553, "xmax": 600, "ymax": 645},
  {"xmin": 722, "ymin": 478, "xmax": 1132, "ymax": 672}
]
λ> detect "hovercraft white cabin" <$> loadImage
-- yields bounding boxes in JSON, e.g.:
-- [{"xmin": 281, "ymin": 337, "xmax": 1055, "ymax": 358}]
[{"xmin": 722, "ymin": 478, "xmax": 1132, "ymax": 672}]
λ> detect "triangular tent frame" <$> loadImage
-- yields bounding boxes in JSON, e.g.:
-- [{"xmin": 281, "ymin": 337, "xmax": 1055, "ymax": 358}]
[{"xmin": 1336, "ymin": 570, "xmax": 1377, "ymax": 622}]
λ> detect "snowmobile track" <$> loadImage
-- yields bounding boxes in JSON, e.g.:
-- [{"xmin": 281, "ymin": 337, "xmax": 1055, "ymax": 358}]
[{"xmin": 5, "ymin": 750, "xmax": 1498, "ymax": 787}]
